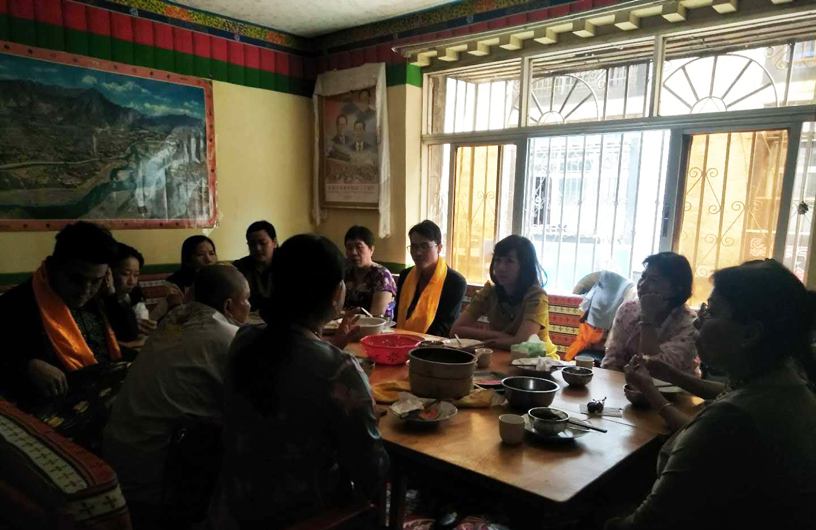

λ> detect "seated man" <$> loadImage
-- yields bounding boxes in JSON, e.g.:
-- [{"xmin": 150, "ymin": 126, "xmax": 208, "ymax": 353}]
[
  {"xmin": 103, "ymin": 265, "xmax": 250, "ymax": 509},
  {"xmin": 233, "ymin": 220, "xmax": 277, "ymax": 310},
  {"xmin": 0, "ymin": 222, "xmax": 121, "ymax": 411}
]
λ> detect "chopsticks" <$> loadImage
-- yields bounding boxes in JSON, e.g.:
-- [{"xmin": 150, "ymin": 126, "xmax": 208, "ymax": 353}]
[{"xmin": 568, "ymin": 418, "xmax": 607, "ymax": 433}]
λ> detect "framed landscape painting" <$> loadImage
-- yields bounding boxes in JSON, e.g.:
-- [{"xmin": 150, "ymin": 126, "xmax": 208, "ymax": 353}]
[{"xmin": 0, "ymin": 42, "xmax": 216, "ymax": 230}]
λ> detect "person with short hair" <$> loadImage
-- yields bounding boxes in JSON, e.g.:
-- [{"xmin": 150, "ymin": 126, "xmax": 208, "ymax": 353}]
[
  {"xmin": 601, "ymin": 252, "xmax": 699, "ymax": 376},
  {"xmin": 609, "ymin": 259, "xmax": 816, "ymax": 529},
  {"xmin": 211, "ymin": 234, "xmax": 388, "ymax": 528},
  {"xmin": 343, "ymin": 225, "xmax": 396, "ymax": 319},
  {"xmin": 233, "ymin": 220, "xmax": 277, "ymax": 311},
  {"xmin": 104, "ymin": 264, "xmax": 251, "ymax": 509},
  {"xmin": 395, "ymin": 220, "xmax": 466, "ymax": 337},
  {"xmin": 452, "ymin": 235, "xmax": 557, "ymax": 352},
  {"xmin": 0, "ymin": 222, "xmax": 121, "ymax": 409}
]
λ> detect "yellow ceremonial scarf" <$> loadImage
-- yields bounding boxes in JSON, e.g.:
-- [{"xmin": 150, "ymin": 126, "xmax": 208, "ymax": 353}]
[
  {"xmin": 397, "ymin": 258, "xmax": 448, "ymax": 333},
  {"xmin": 32, "ymin": 262, "xmax": 122, "ymax": 371}
]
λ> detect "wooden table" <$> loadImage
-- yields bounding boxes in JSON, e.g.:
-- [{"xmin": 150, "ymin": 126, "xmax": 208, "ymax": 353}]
[{"xmin": 345, "ymin": 337, "xmax": 704, "ymax": 528}]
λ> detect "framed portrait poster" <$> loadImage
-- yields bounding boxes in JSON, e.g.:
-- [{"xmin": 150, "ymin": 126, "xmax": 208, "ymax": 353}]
[
  {"xmin": 318, "ymin": 87, "xmax": 379, "ymax": 209},
  {"xmin": 0, "ymin": 42, "xmax": 216, "ymax": 231}
]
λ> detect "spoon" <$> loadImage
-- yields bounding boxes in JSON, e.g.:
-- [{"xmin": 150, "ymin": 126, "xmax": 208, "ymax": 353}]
[{"xmin": 360, "ymin": 307, "xmax": 373, "ymax": 317}]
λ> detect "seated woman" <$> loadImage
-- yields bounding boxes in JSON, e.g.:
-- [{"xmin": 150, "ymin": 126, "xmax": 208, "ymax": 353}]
[
  {"xmin": 395, "ymin": 220, "xmax": 466, "ymax": 337},
  {"xmin": 211, "ymin": 234, "xmax": 389, "ymax": 528},
  {"xmin": 451, "ymin": 235, "xmax": 557, "ymax": 353},
  {"xmin": 104, "ymin": 243, "xmax": 155, "ymax": 342},
  {"xmin": 608, "ymin": 259, "xmax": 816, "ymax": 529},
  {"xmin": 601, "ymin": 252, "xmax": 699, "ymax": 375},
  {"xmin": 343, "ymin": 225, "xmax": 397, "ymax": 319},
  {"xmin": 166, "ymin": 235, "xmax": 217, "ymax": 291}
]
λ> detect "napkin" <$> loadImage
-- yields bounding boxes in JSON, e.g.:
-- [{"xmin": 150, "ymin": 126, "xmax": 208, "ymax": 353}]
[{"xmin": 579, "ymin": 403, "xmax": 623, "ymax": 417}]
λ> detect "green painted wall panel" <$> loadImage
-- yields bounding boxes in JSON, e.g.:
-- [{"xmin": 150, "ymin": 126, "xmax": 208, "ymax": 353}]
[
  {"xmin": 35, "ymin": 22, "xmax": 64, "ymax": 51},
  {"xmin": 259, "ymin": 70, "xmax": 276, "ymax": 90},
  {"xmin": 193, "ymin": 55, "xmax": 210, "ymax": 78},
  {"xmin": 227, "ymin": 63, "xmax": 245, "ymax": 85},
  {"xmin": 88, "ymin": 33, "xmax": 112, "ymax": 60},
  {"xmin": 65, "ymin": 28, "xmax": 89, "ymax": 56},
  {"xmin": 211, "ymin": 58, "xmax": 228, "ymax": 82},
  {"xmin": 173, "ymin": 50, "xmax": 194, "ymax": 75},
  {"xmin": 245, "ymin": 65, "xmax": 260, "ymax": 88},
  {"xmin": 111, "ymin": 38, "xmax": 134, "ymax": 65},
  {"xmin": 10, "ymin": 17, "xmax": 37, "ymax": 46},
  {"xmin": 133, "ymin": 42, "xmax": 155, "ymax": 68},
  {"xmin": 154, "ymin": 47, "xmax": 174, "ymax": 72},
  {"xmin": 0, "ymin": 14, "xmax": 9, "ymax": 41}
]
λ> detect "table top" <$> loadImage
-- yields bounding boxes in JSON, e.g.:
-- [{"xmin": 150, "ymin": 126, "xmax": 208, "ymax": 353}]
[{"xmin": 345, "ymin": 336, "xmax": 704, "ymax": 504}]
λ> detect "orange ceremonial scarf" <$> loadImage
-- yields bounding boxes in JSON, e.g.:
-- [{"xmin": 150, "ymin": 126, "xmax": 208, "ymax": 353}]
[
  {"xmin": 32, "ymin": 262, "xmax": 121, "ymax": 371},
  {"xmin": 397, "ymin": 258, "xmax": 448, "ymax": 334}
]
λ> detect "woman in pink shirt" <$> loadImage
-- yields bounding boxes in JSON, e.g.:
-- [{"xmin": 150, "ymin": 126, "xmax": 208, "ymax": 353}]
[{"xmin": 601, "ymin": 252, "xmax": 700, "ymax": 376}]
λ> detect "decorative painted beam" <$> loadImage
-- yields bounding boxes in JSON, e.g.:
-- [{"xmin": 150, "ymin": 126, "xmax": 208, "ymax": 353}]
[
  {"xmin": 498, "ymin": 31, "xmax": 533, "ymax": 51},
  {"xmin": 573, "ymin": 20, "xmax": 596, "ymax": 38},
  {"xmin": 661, "ymin": 2, "xmax": 688, "ymax": 22},
  {"xmin": 712, "ymin": 0, "xmax": 739, "ymax": 13},
  {"xmin": 467, "ymin": 38, "xmax": 498, "ymax": 57},
  {"xmin": 614, "ymin": 11, "xmax": 641, "ymax": 30}
]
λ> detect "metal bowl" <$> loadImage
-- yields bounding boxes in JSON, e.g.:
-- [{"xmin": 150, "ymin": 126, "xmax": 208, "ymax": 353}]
[
  {"xmin": 561, "ymin": 366, "xmax": 593, "ymax": 387},
  {"xmin": 528, "ymin": 407, "xmax": 569, "ymax": 435},
  {"xmin": 501, "ymin": 376, "xmax": 559, "ymax": 410}
]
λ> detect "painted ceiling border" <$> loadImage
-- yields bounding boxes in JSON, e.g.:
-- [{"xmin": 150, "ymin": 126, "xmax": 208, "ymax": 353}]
[{"xmin": 73, "ymin": 0, "xmax": 314, "ymax": 53}]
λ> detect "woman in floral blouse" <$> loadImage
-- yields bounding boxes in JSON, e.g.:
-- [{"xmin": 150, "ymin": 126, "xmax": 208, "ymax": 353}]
[
  {"xmin": 601, "ymin": 252, "xmax": 699, "ymax": 376},
  {"xmin": 343, "ymin": 225, "xmax": 397, "ymax": 319},
  {"xmin": 211, "ymin": 234, "xmax": 388, "ymax": 529}
]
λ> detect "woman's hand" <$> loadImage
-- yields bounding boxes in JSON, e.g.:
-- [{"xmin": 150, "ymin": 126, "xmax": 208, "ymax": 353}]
[
  {"xmin": 644, "ymin": 356, "xmax": 681, "ymax": 384},
  {"xmin": 331, "ymin": 314, "xmax": 361, "ymax": 349},
  {"xmin": 639, "ymin": 293, "xmax": 669, "ymax": 325},
  {"xmin": 624, "ymin": 354, "xmax": 657, "ymax": 393},
  {"xmin": 165, "ymin": 284, "xmax": 185, "ymax": 308}
]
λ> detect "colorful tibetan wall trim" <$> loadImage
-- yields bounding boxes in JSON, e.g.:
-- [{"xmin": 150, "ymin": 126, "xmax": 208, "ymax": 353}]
[{"xmin": 0, "ymin": 0, "xmax": 313, "ymax": 95}]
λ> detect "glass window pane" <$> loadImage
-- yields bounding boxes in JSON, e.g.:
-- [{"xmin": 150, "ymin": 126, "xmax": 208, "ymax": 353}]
[
  {"xmin": 523, "ymin": 131, "xmax": 670, "ymax": 292},
  {"xmin": 784, "ymin": 122, "xmax": 816, "ymax": 281}
]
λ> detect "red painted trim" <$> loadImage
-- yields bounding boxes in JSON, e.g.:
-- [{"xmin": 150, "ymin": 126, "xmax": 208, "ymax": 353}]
[
  {"xmin": 0, "ymin": 0, "xmax": 8, "ymax": 16},
  {"xmin": 110, "ymin": 12, "xmax": 133, "ymax": 42},
  {"xmin": 527, "ymin": 8, "xmax": 551, "ymax": 22},
  {"xmin": 153, "ymin": 21, "xmax": 172, "ymax": 50},
  {"xmin": 172, "ymin": 26, "xmax": 193, "ymax": 55},
  {"xmin": 9, "ymin": 0, "xmax": 34, "ymax": 20},
  {"xmin": 364, "ymin": 46, "xmax": 377, "ymax": 64},
  {"xmin": 277, "ymin": 51, "xmax": 289, "ymax": 75},
  {"xmin": 289, "ymin": 53, "xmax": 302, "ymax": 78},
  {"xmin": 62, "ymin": 1, "xmax": 86, "ymax": 32},
  {"xmin": 259, "ymin": 47, "xmax": 275, "ymax": 72},
  {"xmin": 193, "ymin": 31, "xmax": 210, "ymax": 59},
  {"xmin": 507, "ymin": 13, "xmax": 527, "ymax": 26},
  {"xmin": 227, "ymin": 39, "xmax": 244, "ymax": 66},
  {"xmin": 210, "ymin": 35, "xmax": 226, "ymax": 61},
  {"xmin": 133, "ymin": 17, "xmax": 153, "ymax": 46},
  {"xmin": 0, "ymin": 41, "xmax": 217, "ymax": 230},
  {"xmin": 303, "ymin": 56, "xmax": 316, "ymax": 80},
  {"xmin": 34, "ymin": 0, "xmax": 62, "ymax": 26},
  {"xmin": 244, "ymin": 44, "xmax": 259, "ymax": 70},
  {"xmin": 87, "ymin": 7, "xmax": 110, "ymax": 37},
  {"xmin": 350, "ymin": 48, "xmax": 364, "ymax": 67}
]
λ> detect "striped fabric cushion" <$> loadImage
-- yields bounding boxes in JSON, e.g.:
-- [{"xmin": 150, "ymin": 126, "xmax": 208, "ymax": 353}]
[{"xmin": 0, "ymin": 400, "xmax": 131, "ymax": 529}]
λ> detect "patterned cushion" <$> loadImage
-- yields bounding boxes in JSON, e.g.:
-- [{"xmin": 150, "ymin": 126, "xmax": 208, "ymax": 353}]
[{"xmin": 0, "ymin": 400, "xmax": 131, "ymax": 529}]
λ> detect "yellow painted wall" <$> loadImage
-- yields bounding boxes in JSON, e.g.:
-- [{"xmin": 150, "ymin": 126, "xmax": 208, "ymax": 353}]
[
  {"xmin": 316, "ymin": 84, "xmax": 423, "ymax": 269},
  {"xmin": 0, "ymin": 81, "xmax": 314, "ymax": 274}
]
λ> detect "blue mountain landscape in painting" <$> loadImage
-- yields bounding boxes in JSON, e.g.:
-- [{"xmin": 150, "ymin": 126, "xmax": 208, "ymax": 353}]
[{"xmin": 0, "ymin": 52, "xmax": 212, "ymax": 225}]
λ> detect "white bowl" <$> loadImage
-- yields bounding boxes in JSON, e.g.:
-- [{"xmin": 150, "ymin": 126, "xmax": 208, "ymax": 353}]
[{"xmin": 356, "ymin": 316, "xmax": 387, "ymax": 336}]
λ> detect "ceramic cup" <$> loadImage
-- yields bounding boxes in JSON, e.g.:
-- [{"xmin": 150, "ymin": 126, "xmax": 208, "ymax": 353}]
[
  {"xmin": 575, "ymin": 355, "xmax": 595, "ymax": 369},
  {"xmin": 475, "ymin": 348, "xmax": 494, "ymax": 369},
  {"xmin": 499, "ymin": 414, "xmax": 525, "ymax": 445}
]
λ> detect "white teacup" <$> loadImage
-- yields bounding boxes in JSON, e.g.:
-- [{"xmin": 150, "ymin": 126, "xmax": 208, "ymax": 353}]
[
  {"xmin": 475, "ymin": 348, "xmax": 493, "ymax": 369},
  {"xmin": 499, "ymin": 414, "xmax": 525, "ymax": 445}
]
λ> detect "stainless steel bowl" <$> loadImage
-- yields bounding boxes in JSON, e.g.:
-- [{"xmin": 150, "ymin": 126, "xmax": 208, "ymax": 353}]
[{"xmin": 501, "ymin": 376, "xmax": 559, "ymax": 410}]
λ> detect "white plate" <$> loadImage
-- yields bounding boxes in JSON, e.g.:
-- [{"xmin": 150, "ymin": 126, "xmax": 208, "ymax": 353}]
[
  {"xmin": 394, "ymin": 401, "xmax": 458, "ymax": 424},
  {"xmin": 522, "ymin": 414, "xmax": 589, "ymax": 443},
  {"xmin": 441, "ymin": 338, "xmax": 482, "ymax": 349}
]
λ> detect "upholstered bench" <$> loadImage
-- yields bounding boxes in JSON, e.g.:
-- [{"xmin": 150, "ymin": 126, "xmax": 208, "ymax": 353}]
[{"xmin": 0, "ymin": 400, "xmax": 132, "ymax": 529}]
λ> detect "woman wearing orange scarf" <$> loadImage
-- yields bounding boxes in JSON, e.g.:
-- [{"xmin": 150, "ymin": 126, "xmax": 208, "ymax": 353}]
[{"xmin": 395, "ymin": 221, "xmax": 467, "ymax": 337}]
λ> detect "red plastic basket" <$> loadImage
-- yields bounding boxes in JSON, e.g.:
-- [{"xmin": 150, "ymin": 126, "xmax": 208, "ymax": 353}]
[{"xmin": 360, "ymin": 333, "xmax": 424, "ymax": 365}]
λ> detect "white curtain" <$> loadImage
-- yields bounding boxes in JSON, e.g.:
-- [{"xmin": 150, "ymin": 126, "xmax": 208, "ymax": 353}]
[{"xmin": 312, "ymin": 63, "xmax": 390, "ymax": 237}]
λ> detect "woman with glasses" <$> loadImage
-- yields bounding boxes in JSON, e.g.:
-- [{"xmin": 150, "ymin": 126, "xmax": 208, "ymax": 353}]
[
  {"xmin": 343, "ymin": 225, "xmax": 397, "ymax": 319},
  {"xmin": 451, "ymin": 235, "xmax": 557, "ymax": 352},
  {"xmin": 609, "ymin": 259, "xmax": 816, "ymax": 529},
  {"xmin": 394, "ymin": 220, "xmax": 466, "ymax": 337},
  {"xmin": 601, "ymin": 252, "xmax": 699, "ymax": 375}
]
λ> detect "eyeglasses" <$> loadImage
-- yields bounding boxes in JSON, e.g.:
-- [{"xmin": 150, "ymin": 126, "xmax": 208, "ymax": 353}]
[{"xmin": 407, "ymin": 242, "xmax": 438, "ymax": 253}]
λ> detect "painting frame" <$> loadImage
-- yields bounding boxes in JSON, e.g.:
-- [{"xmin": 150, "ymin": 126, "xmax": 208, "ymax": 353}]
[
  {"xmin": 0, "ymin": 41, "xmax": 217, "ymax": 231},
  {"xmin": 317, "ymin": 88, "xmax": 380, "ymax": 210}
]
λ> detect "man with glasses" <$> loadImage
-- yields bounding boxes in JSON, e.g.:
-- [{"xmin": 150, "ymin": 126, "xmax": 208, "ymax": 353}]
[
  {"xmin": 394, "ymin": 220, "xmax": 467, "ymax": 337},
  {"xmin": 0, "ymin": 221, "xmax": 121, "ymax": 411}
]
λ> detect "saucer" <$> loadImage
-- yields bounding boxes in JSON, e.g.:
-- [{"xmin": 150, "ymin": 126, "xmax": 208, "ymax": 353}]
[{"xmin": 522, "ymin": 414, "xmax": 589, "ymax": 443}]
